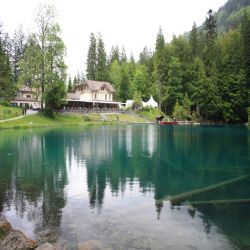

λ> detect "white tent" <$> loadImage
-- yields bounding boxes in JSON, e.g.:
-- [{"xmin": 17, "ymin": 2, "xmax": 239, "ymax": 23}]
[
  {"xmin": 125, "ymin": 99, "xmax": 134, "ymax": 108},
  {"xmin": 143, "ymin": 96, "xmax": 158, "ymax": 108}
]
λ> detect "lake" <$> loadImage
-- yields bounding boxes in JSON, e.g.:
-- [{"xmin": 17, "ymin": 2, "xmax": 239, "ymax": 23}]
[{"xmin": 0, "ymin": 125, "xmax": 249, "ymax": 250}]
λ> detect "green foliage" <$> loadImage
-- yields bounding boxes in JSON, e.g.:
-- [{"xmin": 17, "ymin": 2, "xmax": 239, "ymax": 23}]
[
  {"xmin": 173, "ymin": 101, "xmax": 185, "ymax": 120},
  {"xmin": 109, "ymin": 45, "xmax": 120, "ymax": 64},
  {"xmin": 68, "ymin": 77, "xmax": 72, "ymax": 92},
  {"xmin": 137, "ymin": 108, "xmax": 166, "ymax": 121},
  {"xmin": 204, "ymin": 9, "xmax": 217, "ymax": 73},
  {"xmin": 96, "ymin": 34, "xmax": 108, "ymax": 81},
  {"xmin": 18, "ymin": 35, "xmax": 41, "ymax": 86},
  {"xmin": 154, "ymin": 27, "xmax": 167, "ymax": 108},
  {"xmin": 44, "ymin": 79, "xmax": 66, "ymax": 113},
  {"xmin": 218, "ymin": 29, "xmax": 248, "ymax": 122},
  {"xmin": 0, "ymin": 105, "xmax": 22, "ymax": 120},
  {"xmin": 189, "ymin": 23, "xmax": 199, "ymax": 58},
  {"xmin": 0, "ymin": 33, "xmax": 15, "ymax": 100},
  {"xmin": 86, "ymin": 32, "xmax": 108, "ymax": 81},
  {"xmin": 0, "ymin": 100, "xmax": 10, "ymax": 106},
  {"xmin": 109, "ymin": 59, "xmax": 122, "ymax": 95},
  {"xmin": 10, "ymin": 26, "xmax": 26, "ymax": 84},
  {"xmin": 18, "ymin": 5, "xmax": 67, "ymax": 113},
  {"xmin": 132, "ymin": 65, "xmax": 151, "ymax": 100},
  {"xmin": 132, "ymin": 91, "xmax": 142, "ymax": 111},
  {"xmin": 119, "ymin": 62, "xmax": 132, "ymax": 102},
  {"xmin": 216, "ymin": 0, "xmax": 250, "ymax": 32},
  {"xmin": 248, "ymin": 107, "xmax": 250, "ymax": 124},
  {"xmin": 190, "ymin": 56, "xmax": 207, "ymax": 118},
  {"xmin": 163, "ymin": 56, "xmax": 183, "ymax": 114},
  {"xmin": 241, "ymin": 12, "xmax": 250, "ymax": 91},
  {"xmin": 86, "ymin": 33, "xmax": 97, "ymax": 80},
  {"xmin": 83, "ymin": 114, "xmax": 91, "ymax": 122},
  {"xmin": 173, "ymin": 95, "xmax": 192, "ymax": 121}
]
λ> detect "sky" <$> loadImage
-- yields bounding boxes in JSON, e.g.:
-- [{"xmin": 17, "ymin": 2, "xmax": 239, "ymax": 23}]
[{"xmin": 1, "ymin": 0, "xmax": 226, "ymax": 77}]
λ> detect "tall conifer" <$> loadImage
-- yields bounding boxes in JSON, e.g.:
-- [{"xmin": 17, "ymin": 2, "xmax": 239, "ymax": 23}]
[
  {"xmin": 96, "ymin": 34, "xmax": 107, "ymax": 81},
  {"xmin": 86, "ymin": 33, "xmax": 97, "ymax": 80}
]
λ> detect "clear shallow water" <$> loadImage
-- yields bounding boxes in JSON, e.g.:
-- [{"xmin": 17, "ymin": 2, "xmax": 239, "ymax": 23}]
[{"xmin": 0, "ymin": 125, "xmax": 249, "ymax": 250}]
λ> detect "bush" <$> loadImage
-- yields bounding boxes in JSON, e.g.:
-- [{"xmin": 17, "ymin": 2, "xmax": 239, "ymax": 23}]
[
  {"xmin": 43, "ymin": 108, "xmax": 54, "ymax": 118},
  {"xmin": 142, "ymin": 106, "xmax": 151, "ymax": 112},
  {"xmin": 83, "ymin": 115, "xmax": 91, "ymax": 121},
  {"xmin": 0, "ymin": 100, "xmax": 11, "ymax": 106}
]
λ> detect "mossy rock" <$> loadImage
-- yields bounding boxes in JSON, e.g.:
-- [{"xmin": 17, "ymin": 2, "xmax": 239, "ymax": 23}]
[{"xmin": 0, "ymin": 219, "xmax": 12, "ymax": 239}]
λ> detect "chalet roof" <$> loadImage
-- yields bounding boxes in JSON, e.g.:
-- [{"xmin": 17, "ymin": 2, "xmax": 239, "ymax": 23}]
[{"xmin": 76, "ymin": 80, "xmax": 115, "ymax": 92}]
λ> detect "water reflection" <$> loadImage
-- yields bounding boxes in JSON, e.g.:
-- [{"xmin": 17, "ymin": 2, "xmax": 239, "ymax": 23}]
[
  {"xmin": 0, "ymin": 125, "xmax": 249, "ymax": 249},
  {"xmin": 0, "ymin": 129, "xmax": 68, "ymax": 237}
]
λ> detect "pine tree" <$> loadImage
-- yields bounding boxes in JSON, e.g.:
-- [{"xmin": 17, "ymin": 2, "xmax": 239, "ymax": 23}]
[
  {"xmin": 190, "ymin": 56, "xmax": 207, "ymax": 118},
  {"xmin": 86, "ymin": 33, "xmax": 97, "ymax": 80},
  {"xmin": 120, "ymin": 46, "xmax": 127, "ymax": 63},
  {"xmin": 119, "ymin": 62, "xmax": 130, "ymax": 102},
  {"xmin": 108, "ymin": 59, "xmax": 121, "ymax": 96},
  {"xmin": 241, "ymin": 12, "xmax": 250, "ymax": 91},
  {"xmin": 96, "ymin": 34, "xmax": 108, "ymax": 81},
  {"xmin": 0, "ymin": 34, "xmax": 14, "ymax": 100},
  {"xmin": 109, "ymin": 45, "xmax": 120, "ymax": 64},
  {"xmin": 189, "ymin": 23, "xmax": 199, "ymax": 58},
  {"xmin": 76, "ymin": 71, "xmax": 81, "ymax": 84},
  {"xmin": 132, "ymin": 65, "xmax": 151, "ymax": 100},
  {"xmin": 154, "ymin": 27, "xmax": 167, "ymax": 109},
  {"xmin": 204, "ymin": 9, "xmax": 217, "ymax": 74},
  {"xmin": 68, "ymin": 77, "xmax": 72, "ymax": 92},
  {"xmin": 164, "ymin": 56, "xmax": 183, "ymax": 114},
  {"xmin": 73, "ymin": 76, "xmax": 77, "ymax": 88},
  {"xmin": 218, "ymin": 29, "xmax": 247, "ymax": 122},
  {"xmin": 11, "ymin": 26, "xmax": 26, "ymax": 84}
]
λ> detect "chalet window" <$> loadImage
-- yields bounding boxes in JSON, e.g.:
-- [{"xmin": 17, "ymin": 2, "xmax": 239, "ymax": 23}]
[
  {"xmin": 101, "ymin": 87, "xmax": 105, "ymax": 91},
  {"xmin": 105, "ymin": 94, "xmax": 107, "ymax": 100},
  {"xmin": 109, "ymin": 95, "xmax": 111, "ymax": 100},
  {"xmin": 95, "ymin": 94, "xmax": 97, "ymax": 100},
  {"xmin": 26, "ymin": 95, "xmax": 31, "ymax": 98}
]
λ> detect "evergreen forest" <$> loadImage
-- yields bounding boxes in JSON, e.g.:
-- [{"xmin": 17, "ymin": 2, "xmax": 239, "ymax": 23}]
[{"xmin": 0, "ymin": 0, "xmax": 250, "ymax": 123}]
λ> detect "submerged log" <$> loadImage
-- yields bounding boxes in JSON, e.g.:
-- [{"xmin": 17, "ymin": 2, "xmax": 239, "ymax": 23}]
[
  {"xmin": 167, "ymin": 175, "xmax": 249, "ymax": 205},
  {"xmin": 190, "ymin": 198, "xmax": 250, "ymax": 206},
  {"xmin": 186, "ymin": 201, "xmax": 195, "ymax": 212}
]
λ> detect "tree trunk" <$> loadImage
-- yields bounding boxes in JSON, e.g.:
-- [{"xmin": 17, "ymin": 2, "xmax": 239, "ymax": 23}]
[{"xmin": 160, "ymin": 175, "xmax": 249, "ymax": 205}]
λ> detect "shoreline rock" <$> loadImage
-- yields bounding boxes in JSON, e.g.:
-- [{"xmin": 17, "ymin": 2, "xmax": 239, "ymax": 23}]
[{"xmin": 0, "ymin": 218, "xmax": 37, "ymax": 250}]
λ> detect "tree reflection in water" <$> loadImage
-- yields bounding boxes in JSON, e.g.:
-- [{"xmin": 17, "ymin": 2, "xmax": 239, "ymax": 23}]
[{"xmin": 0, "ymin": 125, "xmax": 249, "ymax": 249}]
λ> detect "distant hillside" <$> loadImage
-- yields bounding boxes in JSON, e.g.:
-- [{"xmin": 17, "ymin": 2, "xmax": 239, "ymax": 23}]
[{"xmin": 215, "ymin": 0, "xmax": 250, "ymax": 32}]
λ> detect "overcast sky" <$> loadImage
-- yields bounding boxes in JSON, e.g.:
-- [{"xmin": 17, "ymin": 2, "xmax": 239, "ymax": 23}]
[{"xmin": 1, "ymin": 0, "xmax": 226, "ymax": 77}]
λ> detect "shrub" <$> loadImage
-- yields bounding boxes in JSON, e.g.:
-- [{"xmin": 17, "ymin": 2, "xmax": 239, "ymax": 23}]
[
  {"xmin": 43, "ymin": 108, "xmax": 54, "ymax": 118},
  {"xmin": 0, "ymin": 100, "xmax": 11, "ymax": 106}
]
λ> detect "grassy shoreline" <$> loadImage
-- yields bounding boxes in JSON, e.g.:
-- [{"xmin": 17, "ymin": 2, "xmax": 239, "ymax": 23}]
[
  {"xmin": 0, "ymin": 105, "xmax": 22, "ymax": 120},
  {"xmin": 0, "ymin": 112, "xmax": 150, "ymax": 129}
]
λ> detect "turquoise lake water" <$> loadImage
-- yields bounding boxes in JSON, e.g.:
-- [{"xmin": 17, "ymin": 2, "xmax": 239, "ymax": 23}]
[{"xmin": 0, "ymin": 125, "xmax": 249, "ymax": 249}]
